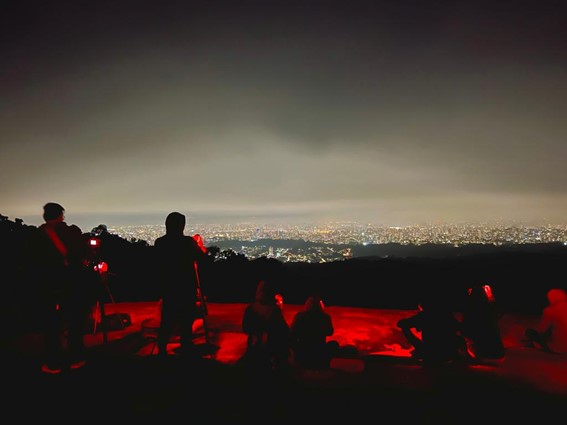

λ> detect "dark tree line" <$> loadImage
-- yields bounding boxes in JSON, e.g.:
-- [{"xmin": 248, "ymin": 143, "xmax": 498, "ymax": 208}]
[{"xmin": 2, "ymin": 214, "xmax": 567, "ymax": 338}]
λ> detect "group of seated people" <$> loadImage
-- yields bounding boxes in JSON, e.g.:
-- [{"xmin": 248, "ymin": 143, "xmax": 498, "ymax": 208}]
[
  {"xmin": 399, "ymin": 285, "xmax": 567, "ymax": 365},
  {"xmin": 397, "ymin": 284, "xmax": 506, "ymax": 365},
  {"xmin": 241, "ymin": 280, "xmax": 567, "ymax": 371},
  {"xmin": 242, "ymin": 280, "xmax": 337, "ymax": 372}
]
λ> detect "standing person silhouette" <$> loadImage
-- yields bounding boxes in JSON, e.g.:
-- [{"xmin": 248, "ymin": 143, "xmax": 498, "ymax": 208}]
[
  {"xmin": 290, "ymin": 294, "xmax": 335, "ymax": 370},
  {"xmin": 30, "ymin": 202, "xmax": 91, "ymax": 374},
  {"xmin": 154, "ymin": 212, "xmax": 206, "ymax": 359}
]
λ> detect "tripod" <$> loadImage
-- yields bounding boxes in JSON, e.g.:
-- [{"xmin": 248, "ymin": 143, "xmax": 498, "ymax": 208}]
[
  {"xmin": 193, "ymin": 261, "xmax": 211, "ymax": 349},
  {"xmin": 91, "ymin": 265, "xmax": 125, "ymax": 343}
]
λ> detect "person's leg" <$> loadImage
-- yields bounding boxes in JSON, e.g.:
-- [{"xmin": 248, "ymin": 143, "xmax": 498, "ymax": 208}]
[
  {"xmin": 525, "ymin": 328, "xmax": 552, "ymax": 352},
  {"xmin": 178, "ymin": 306, "xmax": 196, "ymax": 356},
  {"xmin": 66, "ymin": 303, "xmax": 87, "ymax": 368},
  {"xmin": 157, "ymin": 300, "xmax": 175, "ymax": 356},
  {"xmin": 42, "ymin": 305, "xmax": 64, "ymax": 373}
]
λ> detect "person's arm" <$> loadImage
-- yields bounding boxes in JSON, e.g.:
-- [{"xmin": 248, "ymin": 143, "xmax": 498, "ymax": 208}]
[
  {"xmin": 324, "ymin": 314, "xmax": 334, "ymax": 336},
  {"xmin": 273, "ymin": 307, "xmax": 290, "ymax": 338},
  {"xmin": 242, "ymin": 305, "xmax": 256, "ymax": 334},
  {"xmin": 536, "ymin": 308, "xmax": 553, "ymax": 337},
  {"xmin": 289, "ymin": 314, "xmax": 300, "ymax": 347},
  {"xmin": 190, "ymin": 237, "xmax": 208, "ymax": 272}
]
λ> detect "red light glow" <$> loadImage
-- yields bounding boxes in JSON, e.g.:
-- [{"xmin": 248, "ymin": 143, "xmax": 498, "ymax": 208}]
[
  {"xmin": 483, "ymin": 284, "xmax": 495, "ymax": 302},
  {"xmin": 94, "ymin": 261, "xmax": 108, "ymax": 273},
  {"xmin": 193, "ymin": 234, "xmax": 207, "ymax": 253}
]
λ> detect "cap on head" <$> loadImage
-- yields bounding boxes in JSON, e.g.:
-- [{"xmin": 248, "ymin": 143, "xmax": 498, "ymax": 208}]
[{"xmin": 43, "ymin": 202, "xmax": 65, "ymax": 221}]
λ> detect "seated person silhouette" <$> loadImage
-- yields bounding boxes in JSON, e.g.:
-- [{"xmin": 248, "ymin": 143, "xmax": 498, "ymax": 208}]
[
  {"xmin": 397, "ymin": 290, "xmax": 464, "ymax": 365},
  {"xmin": 242, "ymin": 280, "xmax": 290, "ymax": 371},
  {"xmin": 290, "ymin": 294, "xmax": 336, "ymax": 370},
  {"xmin": 461, "ymin": 284, "xmax": 505, "ymax": 364},
  {"xmin": 525, "ymin": 288, "xmax": 567, "ymax": 354}
]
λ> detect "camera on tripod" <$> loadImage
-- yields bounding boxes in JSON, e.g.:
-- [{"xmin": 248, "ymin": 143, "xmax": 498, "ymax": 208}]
[
  {"xmin": 85, "ymin": 235, "xmax": 130, "ymax": 337},
  {"xmin": 87, "ymin": 236, "xmax": 107, "ymax": 273}
]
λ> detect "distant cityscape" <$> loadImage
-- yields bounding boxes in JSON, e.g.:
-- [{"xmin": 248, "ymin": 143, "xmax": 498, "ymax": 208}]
[{"xmin": 105, "ymin": 222, "xmax": 567, "ymax": 263}]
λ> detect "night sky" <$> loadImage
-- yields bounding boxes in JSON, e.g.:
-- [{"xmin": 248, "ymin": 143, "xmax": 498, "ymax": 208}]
[{"xmin": 2, "ymin": 1, "xmax": 567, "ymax": 229}]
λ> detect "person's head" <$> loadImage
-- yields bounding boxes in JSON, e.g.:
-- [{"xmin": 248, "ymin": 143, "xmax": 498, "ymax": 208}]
[
  {"xmin": 255, "ymin": 279, "xmax": 276, "ymax": 304},
  {"xmin": 467, "ymin": 284, "xmax": 495, "ymax": 304},
  {"xmin": 547, "ymin": 288, "xmax": 567, "ymax": 305},
  {"xmin": 42, "ymin": 202, "xmax": 65, "ymax": 222},
  {"xmin": 304, "ymin": 294, "xmax": 324, "ymax": 312},
  {"xmin": 165, "ymin": 212, "xmax": 186, "ymax": 235}
]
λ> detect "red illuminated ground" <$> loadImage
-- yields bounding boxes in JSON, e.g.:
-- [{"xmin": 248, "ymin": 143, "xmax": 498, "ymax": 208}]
[{"xmin": 5, "ymin": 301, "xmax": 567, "ymax": 422}]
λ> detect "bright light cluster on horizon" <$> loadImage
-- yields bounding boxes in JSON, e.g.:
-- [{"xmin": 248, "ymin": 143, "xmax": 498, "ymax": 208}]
[{"xmin": 105, "ymin": 221, "xmax": 567, "ymax": 247}]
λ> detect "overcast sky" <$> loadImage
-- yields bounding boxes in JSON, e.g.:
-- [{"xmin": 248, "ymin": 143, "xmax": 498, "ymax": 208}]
[{"xmin": 2, "ymin": 1, "xmax": 567, "ymax": 229}]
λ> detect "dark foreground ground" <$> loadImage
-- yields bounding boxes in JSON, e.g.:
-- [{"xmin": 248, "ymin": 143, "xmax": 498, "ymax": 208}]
[{"xmin": 4, "ymin": 302, "xmax": 567, "ymax": 423}]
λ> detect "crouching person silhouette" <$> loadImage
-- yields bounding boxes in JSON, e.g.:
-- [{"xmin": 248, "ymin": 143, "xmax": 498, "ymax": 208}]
[{"xmin": 397, "ymin": 289, "xmax": 464, "ymax": 365}]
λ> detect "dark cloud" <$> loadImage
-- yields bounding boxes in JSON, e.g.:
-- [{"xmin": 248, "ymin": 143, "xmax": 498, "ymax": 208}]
[{"xmin": 2, "ymin": 1, "xmax": 567, "ymax": 227}]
